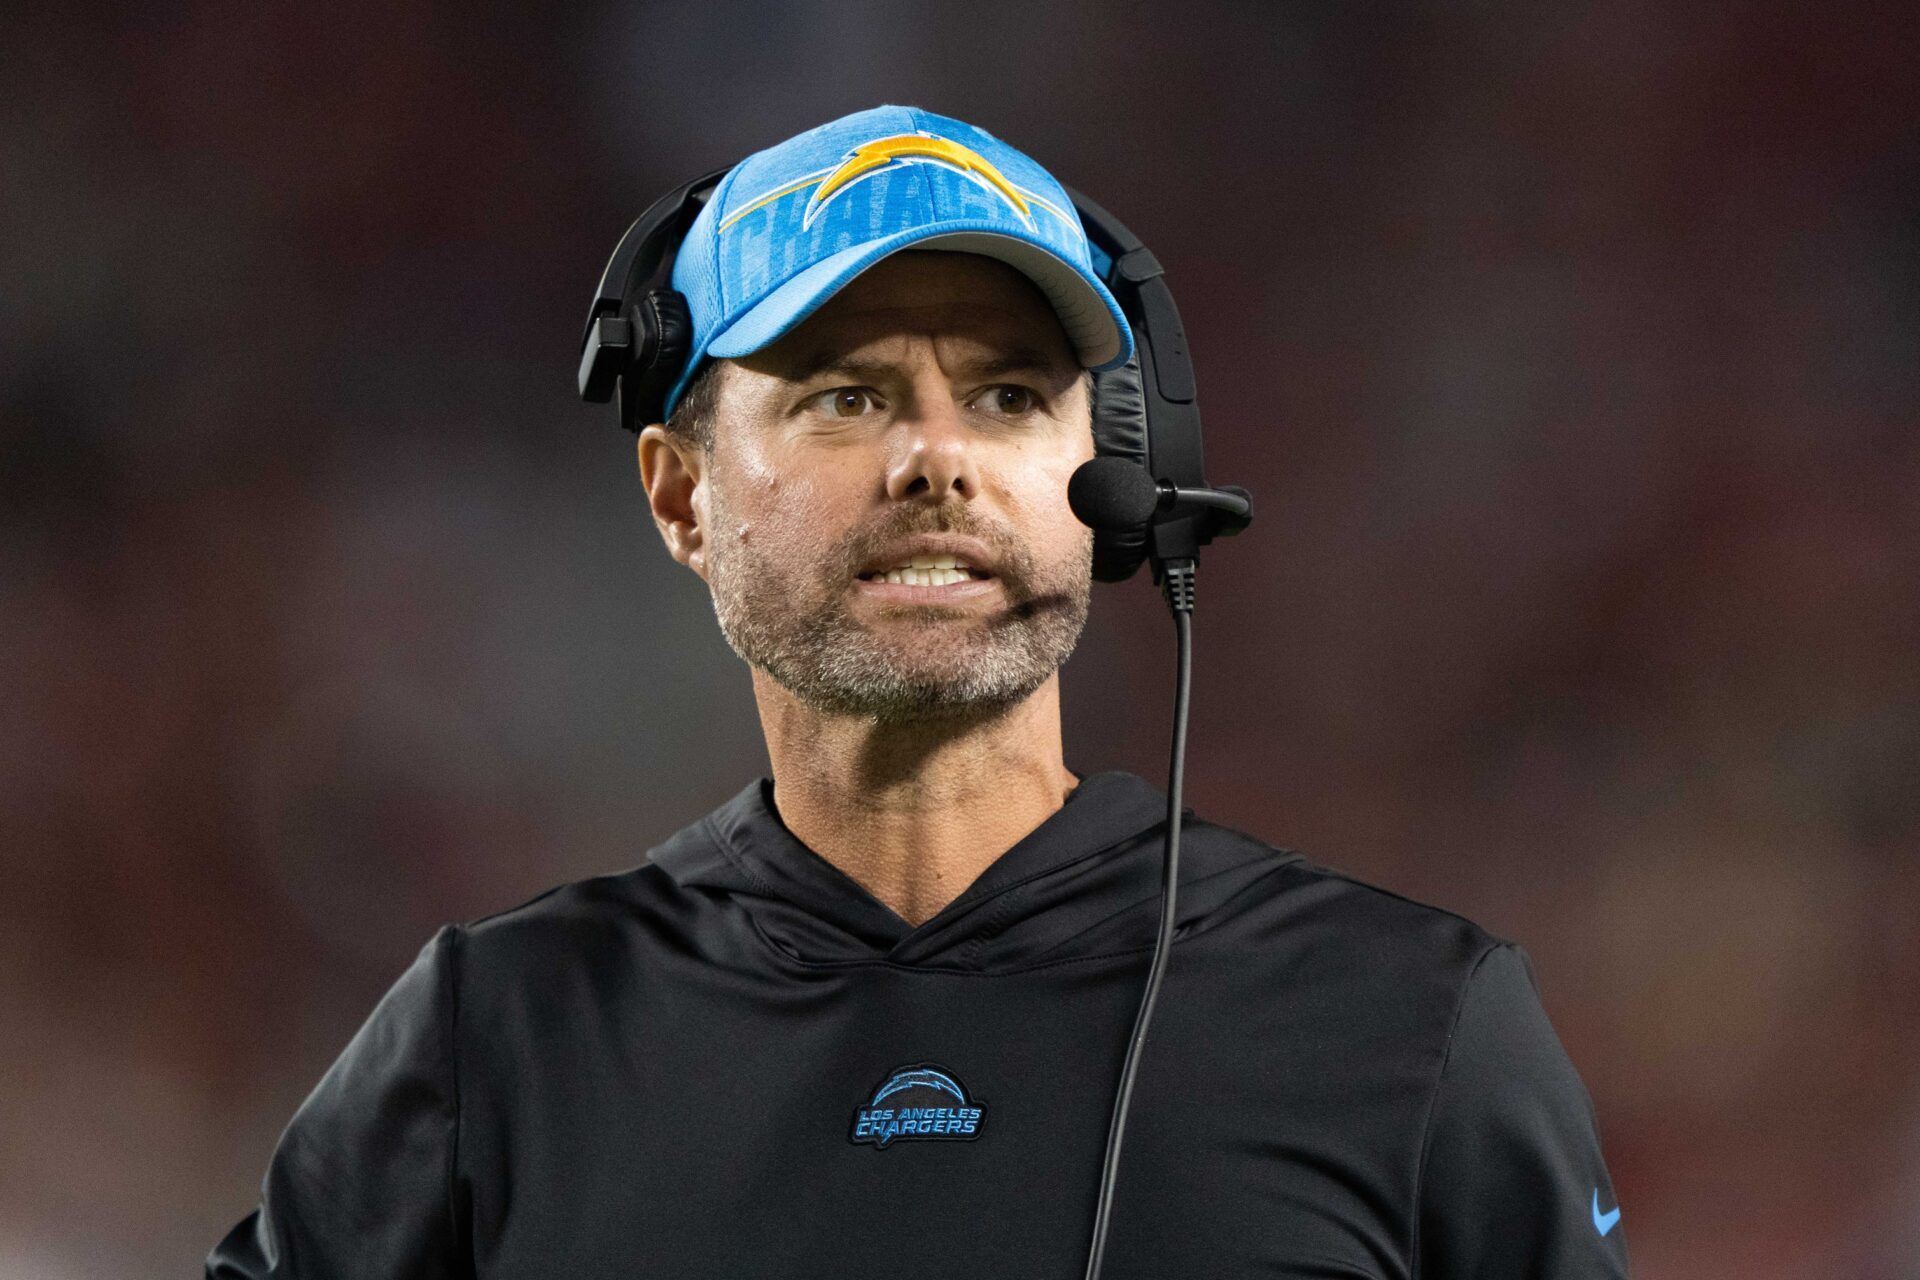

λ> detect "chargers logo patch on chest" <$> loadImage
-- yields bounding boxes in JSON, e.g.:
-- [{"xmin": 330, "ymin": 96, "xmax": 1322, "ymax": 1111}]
[{"xmin": 849, "ymin": 1063, "xmax": 987, "ymax": 1149}]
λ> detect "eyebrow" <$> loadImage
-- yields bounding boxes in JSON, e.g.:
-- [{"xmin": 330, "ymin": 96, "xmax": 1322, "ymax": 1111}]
[{"xmin": 782, "ymin": 344, "xmax": 1067, "ymax": 385}]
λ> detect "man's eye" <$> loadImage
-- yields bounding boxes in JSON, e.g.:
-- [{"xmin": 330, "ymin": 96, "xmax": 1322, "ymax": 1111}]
[
  {"xmin": 973, "ymin": 384, "xmax": 1038, "ymax": 416},
  {"xmin": 807, "ymin": 387, "xmax": 880, "ymax": 418}
]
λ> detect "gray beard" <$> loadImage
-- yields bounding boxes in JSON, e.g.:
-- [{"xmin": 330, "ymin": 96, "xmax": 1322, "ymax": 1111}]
[{"xmin": 704, "ymin": 486, "xmax": 1092, "ymax": 725}]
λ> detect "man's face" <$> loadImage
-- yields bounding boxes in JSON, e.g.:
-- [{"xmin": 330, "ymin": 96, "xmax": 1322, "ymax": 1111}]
[{"xmin": 691, "ymin": 250, "xmax": 1096, "ymax": 723}]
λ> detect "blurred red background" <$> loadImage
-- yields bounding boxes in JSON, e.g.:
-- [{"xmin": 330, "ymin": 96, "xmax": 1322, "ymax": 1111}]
[{"xmin": 3, "ymin": 3, "xmax": 1916, "ymax": 1276}]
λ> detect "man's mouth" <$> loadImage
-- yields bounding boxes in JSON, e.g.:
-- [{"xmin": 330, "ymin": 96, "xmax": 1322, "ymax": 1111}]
[{"xmin": 857, "ymin": 554, "xmax": 995, "ymax": 588}]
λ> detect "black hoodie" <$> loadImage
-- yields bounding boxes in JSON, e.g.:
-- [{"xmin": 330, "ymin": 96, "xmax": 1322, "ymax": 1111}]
[{"xmin": 207, "ymin": 768, "xmax": 1632, "ymax": 1279}]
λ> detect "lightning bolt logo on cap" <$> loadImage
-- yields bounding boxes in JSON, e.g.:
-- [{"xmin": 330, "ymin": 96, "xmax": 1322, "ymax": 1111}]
[
  {"xmin": 718, "ymin": 130, "xmax": 1045, "ymax": 235},
  {"xmin": 803, "ymin": 133, "xmax": 1033, "ymax": 230}
]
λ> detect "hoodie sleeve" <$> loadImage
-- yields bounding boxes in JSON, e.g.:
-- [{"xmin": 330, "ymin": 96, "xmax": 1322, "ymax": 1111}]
[
  {"xmin": 207, "ymin": 925, "xmax": 465, "ymax": 1279},
  {"xmin": 1414, "ymin": 942, "xmax": 1631, "ymax": 1280}
]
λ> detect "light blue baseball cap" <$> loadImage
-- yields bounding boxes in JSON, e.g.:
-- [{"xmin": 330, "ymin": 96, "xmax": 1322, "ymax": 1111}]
[{"xmin": 660, "ymin": 103, "xmax": 1134, "ymax": 420}]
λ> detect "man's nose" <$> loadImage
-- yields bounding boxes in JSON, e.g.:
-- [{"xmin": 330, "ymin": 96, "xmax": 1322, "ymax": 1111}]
[{"xmin": 883, "ymin": 384, "xmax": 982, "ymax": 504}]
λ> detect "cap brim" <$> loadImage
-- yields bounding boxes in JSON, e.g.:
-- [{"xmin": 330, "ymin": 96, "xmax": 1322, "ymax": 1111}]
[{"xmin": 702, "ymin": 222, "xmax": 1133, "ymax": 373}]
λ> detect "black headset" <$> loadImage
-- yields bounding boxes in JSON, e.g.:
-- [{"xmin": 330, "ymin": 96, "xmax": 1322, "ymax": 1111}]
[{"xmin": 577, "ymin": 164, "xmax": 1247, "ymax": 586}]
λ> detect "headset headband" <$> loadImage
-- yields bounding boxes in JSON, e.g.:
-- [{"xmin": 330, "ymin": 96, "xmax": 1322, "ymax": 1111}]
[{"xmin": 577, "ymin": 168, "xmax": 1206, "ymax": 488}]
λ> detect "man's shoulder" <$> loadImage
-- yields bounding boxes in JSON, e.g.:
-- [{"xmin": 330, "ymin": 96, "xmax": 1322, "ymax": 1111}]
[
  {"xmin": 1184, "ymin": 811, "xmax": 1515, "ymax": 979},
  {"xmin": 451, "ymin": 792, "xmax": 736, "ymax": 952},
  {"xmin": 445, "ymin": 858, "xmax": 685, "ymax": 982}
]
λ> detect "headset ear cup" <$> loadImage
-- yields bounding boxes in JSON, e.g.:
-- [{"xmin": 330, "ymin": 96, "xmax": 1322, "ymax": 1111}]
[
  {"xmin": 1088, "ymin": 357, "xmax": 1152, "ymax": 582},
  {"xmin": 621, "ymin": 288, "xmax": 694, "ymax": 431}
]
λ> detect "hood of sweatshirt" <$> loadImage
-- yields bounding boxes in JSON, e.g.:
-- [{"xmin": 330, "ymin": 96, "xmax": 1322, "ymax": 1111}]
[{"xmin": 645, "ymin": 767, "xmax": 1302, "ymax": 972}]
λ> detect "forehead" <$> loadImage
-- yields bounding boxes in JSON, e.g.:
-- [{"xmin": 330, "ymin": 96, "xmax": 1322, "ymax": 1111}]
[{"xmin": 736, "ymin": 250, "xmax": 1079, "ymax": 380}]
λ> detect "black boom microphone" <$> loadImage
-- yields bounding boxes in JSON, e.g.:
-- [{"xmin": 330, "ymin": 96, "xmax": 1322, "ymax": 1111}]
[{"xmin": 1070, "ymin": 455, "xmax": 1252, "ymax": 536}]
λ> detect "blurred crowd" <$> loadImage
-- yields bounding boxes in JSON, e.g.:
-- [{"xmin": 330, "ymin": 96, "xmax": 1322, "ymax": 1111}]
[{"xmin": 2, "ymin": 3, "xmax": 1915, "ymax": 1276}]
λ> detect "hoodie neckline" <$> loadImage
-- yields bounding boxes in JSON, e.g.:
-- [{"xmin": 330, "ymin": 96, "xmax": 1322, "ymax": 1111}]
[{"xmin": 652, "ymin": 767, "xmax": 1173, "ymax": 964}]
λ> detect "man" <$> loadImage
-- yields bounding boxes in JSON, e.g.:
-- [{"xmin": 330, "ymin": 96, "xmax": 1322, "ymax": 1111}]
[{"xmin": 209, "ymin": 105, "xmax": 1632, "ymax": 1278}]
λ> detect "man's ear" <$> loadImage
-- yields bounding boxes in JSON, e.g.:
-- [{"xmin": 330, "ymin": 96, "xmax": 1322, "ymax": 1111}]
[{"xmin": 636, "ymin": 426, "xmax": 711, "ymax": 582}]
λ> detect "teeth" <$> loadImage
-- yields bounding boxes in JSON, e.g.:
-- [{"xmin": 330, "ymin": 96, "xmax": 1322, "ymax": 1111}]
[
  {"xmin": 865, "ymin": 553, "xmax": 982, "ymax": 586},
  {"xmin": 877, "ymin": 566, "xmax": 972, "ymax": 587}
]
